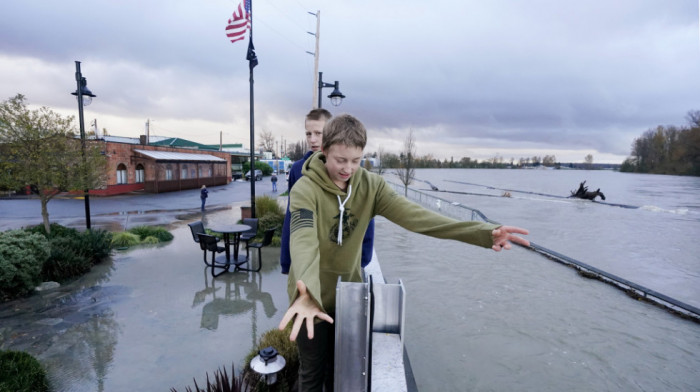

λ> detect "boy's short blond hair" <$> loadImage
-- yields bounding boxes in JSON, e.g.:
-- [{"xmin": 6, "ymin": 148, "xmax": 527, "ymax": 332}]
[{"xmin": 322, "ymin": 114, "xmax": 367, "ymax": 151}]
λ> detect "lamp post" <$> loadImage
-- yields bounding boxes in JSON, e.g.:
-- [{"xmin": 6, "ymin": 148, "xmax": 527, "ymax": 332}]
[
  {"xmin": 71, "ymin": 61, "xmax": 96, "ymax": 230},
  {"xmin": 317, "ymin": 71, "xmax": 345, "ymax": 108}
]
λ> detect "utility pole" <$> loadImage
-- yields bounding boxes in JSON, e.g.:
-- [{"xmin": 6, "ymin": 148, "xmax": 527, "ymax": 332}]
[
  {"xmin": 308, "ymin": 10, "xmax": 320, "ymax": 108},
  {"xmin": 145, "ymin": 119, "xmax": 150, "ymax": 145}
]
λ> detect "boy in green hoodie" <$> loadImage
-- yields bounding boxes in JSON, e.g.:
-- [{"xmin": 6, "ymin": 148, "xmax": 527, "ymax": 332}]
[{"xmin": 279, "ymin": 114, "xmax": 530, "ymax": 391}]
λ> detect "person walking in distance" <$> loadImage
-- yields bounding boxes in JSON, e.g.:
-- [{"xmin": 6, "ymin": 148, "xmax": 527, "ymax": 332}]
[
  {"xmin": 200, "ymin": 185, "xmax": 208, "ymax": 211},
  {"xmin": 271, "ymin": 172, "xmax": 278, "ymax": 192}
]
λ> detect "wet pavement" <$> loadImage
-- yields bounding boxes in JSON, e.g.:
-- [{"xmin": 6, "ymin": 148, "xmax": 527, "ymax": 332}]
[
  {"xmin": 0, "ymin": 179, "xmax": 290, "ymax": 391},
  {"xmin": 0, "ymin": 178, "xmax": 281, "ymax": 232}
]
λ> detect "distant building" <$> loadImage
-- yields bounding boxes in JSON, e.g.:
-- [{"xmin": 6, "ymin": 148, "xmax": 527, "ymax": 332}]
[{"xmin": 90, "ymin": 136, "xmax": 232, "ymax": 195}]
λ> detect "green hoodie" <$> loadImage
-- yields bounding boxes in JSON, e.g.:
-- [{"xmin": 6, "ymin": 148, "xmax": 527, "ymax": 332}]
[{"xmin": 288, "ymin": 151, "xmax": 499, "ymax": 314}]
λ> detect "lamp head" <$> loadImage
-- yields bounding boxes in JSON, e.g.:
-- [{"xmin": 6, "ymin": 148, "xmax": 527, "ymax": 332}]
[
  {"xmin": 328, "ymin": 81, "xmax": 345, "ymax": 107},
  {"xmin": 72, "ymin": 77, "xmax": 96, "ymax": 106}
]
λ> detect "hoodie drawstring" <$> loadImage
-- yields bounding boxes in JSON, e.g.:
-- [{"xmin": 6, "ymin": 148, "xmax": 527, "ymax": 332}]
[{"xmin": 336, "ymin": 185, "xmax": 352, "ymax": 245}]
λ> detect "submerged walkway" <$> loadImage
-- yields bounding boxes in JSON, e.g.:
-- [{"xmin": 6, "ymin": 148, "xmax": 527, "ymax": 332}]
[{"xmin": 0, "ymin": 205, "xmax": 291, "ymax": 391}]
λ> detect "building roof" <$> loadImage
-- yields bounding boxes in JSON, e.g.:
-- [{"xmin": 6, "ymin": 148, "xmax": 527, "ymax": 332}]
[{"xmin": 134, "ymin": 149, "xmax": 227, "ymax": 162}]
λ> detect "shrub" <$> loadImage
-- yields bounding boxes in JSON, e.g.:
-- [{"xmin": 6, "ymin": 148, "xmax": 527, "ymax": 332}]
[
  {"xmin": 141, "ymin": 236, "xmax": 160, "ymax": 244},
  {"xmin": 243, "ymin": 326, "xmax": 298, "ymax": 391},
  {"xmin": 129, "ymin": 226, "xmax": 173, "ymax": 242},
  {"xmin": 257, "ymin": 214, "xmax": 283, "ymax": 233},
  {"xmin": 79, "ymin": 229, "xmax": 113, "ymax": 262},
  {"xmin": 25, "ymin": 223, "xmax": 79, "ymax": 239},
  {"xmin": 42, "ymin": 236, "xmax": 92, "ymax": 281},
  {"xmin": 255, "ymin": 195, "xmax": 283, "ymax": 220},
  {"xmin": 0, "ymin": 350, "xmax": 49, "ymax": 392},
  {"xmin": 0, "ymin": 230, "xmax": 50, "ymax": 299},
  {"xmin": 111, "ymin": 232, "xmax": 141, "ymax": 248}
]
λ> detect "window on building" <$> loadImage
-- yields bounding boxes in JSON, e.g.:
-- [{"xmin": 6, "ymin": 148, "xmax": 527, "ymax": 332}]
[
  {"xmin": 198, "ymin": 167, "xmax": 203, "ymax": 178},
  {"xmin": 166, "ymin": 165, "xmax": 173, "ymax": 180},
  {"xmin": 208, "ymin": 167, "xmax": 212, "ymax": 177},
  {"xmin": 116, "ymin": 164, "xmax": 127, "ymax": 184},
  {"xmin": 181, "ymin": 164, "xmax": 188, "ymax": 179},
  {"xmin": 135, "ymin": 164, "xmax": 145, "ymax": 183}
]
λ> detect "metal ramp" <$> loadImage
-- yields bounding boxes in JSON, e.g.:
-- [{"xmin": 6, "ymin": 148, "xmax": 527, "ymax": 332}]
[{"xmin": 334, "ymin": 260, "xmax": 411, "ymax": 391}]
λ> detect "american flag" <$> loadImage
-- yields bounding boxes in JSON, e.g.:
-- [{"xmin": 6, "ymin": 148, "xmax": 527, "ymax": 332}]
[{"xmin": 225, "ymin": 0, "xmax": 251, "ymax": 44}]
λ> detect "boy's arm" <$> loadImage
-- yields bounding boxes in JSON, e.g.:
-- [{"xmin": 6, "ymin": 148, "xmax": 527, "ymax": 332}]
[
  {"xmin": 373, "ymin": 179, "xmax": 529, "ymax": 249},
  {"xmin": 278, "ymin": 181, "xmax": 331, "ymax": 339}
]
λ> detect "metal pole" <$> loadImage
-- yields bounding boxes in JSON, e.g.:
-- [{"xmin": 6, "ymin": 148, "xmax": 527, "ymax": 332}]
[
  {"xmin": 74, "ymin": 61, "xmax": 91, "ymax": 229},
  {"xmin": 249, "ymin": 1, "xmax": 256, "ymax": 218},
  {"xmin": 318, "ymin": 71, "xmax": 323, "ymax": 108}
]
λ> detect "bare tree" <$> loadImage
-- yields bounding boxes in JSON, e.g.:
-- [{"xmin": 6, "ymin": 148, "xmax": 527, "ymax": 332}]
[
  {"xmin": 375, "ymin": 146, "xmax": 386, "ymax": 175},
  {"xmin": 584, "ymin": 154, "xmax": 594, "ymax": 169},
  {"xmin": 394, "ymin": 129, "xmax": 416, "ymax": 196},
  {"xmin": 257, "ymin": 129, "xmax": 275, "ymax": 154},
  {"xmin": 288, "ymin": 141, "xmax": 306, "ymax": 161}
]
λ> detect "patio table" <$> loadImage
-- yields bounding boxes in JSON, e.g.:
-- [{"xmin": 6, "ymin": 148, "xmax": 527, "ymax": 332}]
[{"xmin": 208, "ymin": 223, "xmax": 251, "ymax": 269}]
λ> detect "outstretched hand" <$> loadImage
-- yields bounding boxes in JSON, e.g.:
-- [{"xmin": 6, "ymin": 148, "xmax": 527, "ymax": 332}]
[
  {"xmin": 491, "ymin": 225, "xmax": 530, "ymax": 251},
  {"xmin": 278, "ymin": 280, "xmax": 334, "ymax": 341}
]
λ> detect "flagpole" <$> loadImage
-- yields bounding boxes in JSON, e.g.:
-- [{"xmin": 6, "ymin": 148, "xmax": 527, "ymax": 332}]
[{"xmin": 248, "ymin": 0, "xmax": 256, "ymax": 218}]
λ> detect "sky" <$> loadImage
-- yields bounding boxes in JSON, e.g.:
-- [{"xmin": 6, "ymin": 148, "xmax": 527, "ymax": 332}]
[{"xmin": 1, "ymin": 0, "xmax": 699, "ymax": 164}]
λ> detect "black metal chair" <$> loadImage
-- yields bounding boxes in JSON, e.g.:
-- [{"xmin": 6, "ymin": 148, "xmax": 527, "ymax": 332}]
[
  {"xmin": 240, "ymin": 227, "xmax": 276, "ymax": 272},
  {"xmin": 188, "ymin": 221, "xmax": 206, "ymax": 243},
  {"xmin": 198, "ymin": 233, "xmax": 229, "ymax": 277},
  {"xmin": 240, "ymin": 218, "xmax": 258, "ymax": 256}
]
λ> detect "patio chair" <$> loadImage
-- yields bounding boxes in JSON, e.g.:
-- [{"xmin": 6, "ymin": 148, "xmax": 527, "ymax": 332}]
[
  {"xmin": 198, "ymin": 233, "xmax": 229, "ymax": 277},
  {"xmin": 240, "ymin": 218, "xmax": 258, "ymax": 255},
  {"xmin": 188, "ymin": 221, "xmax": 206, "ymax": 243},
  {"xmin": 240, "ymin": 227, "xmax": 276, "ymax": 272}
]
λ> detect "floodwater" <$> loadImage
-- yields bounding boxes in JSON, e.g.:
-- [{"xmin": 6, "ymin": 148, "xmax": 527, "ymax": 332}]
[
  {"xmin": 1, "ymin": 169, "xmax": 699, "ymax": 391},
  {"xmin": 0, "ymin": 207, "xmax": 291, "ymax": 392},
  {"xmin": 376, "ymin": 169, "xmax": 700, "ymax": 391}
]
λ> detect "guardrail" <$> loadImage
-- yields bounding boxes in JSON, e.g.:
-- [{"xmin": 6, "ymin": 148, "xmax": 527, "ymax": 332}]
[{"xmin": 385, "ymin": 180, "xmax": 700, "ymax": 322}]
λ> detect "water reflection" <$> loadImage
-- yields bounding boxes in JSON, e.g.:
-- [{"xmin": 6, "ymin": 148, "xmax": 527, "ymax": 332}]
[
  {"xmin": 0, "ymin": 260, "xmax": 123, "ymax": 392},
  {"xmin": 194, "ymin": 268, "xmax": 277, "ymax": 346}
]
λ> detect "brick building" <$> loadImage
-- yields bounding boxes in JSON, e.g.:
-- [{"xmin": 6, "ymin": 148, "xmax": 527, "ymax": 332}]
[{"xmin": 92, "ymin": 136, "xmax": 232, "ymax": 196}]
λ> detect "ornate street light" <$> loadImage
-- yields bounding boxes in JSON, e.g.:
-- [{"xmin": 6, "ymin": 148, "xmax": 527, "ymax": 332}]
[
  {"xmin": 318, "ymin": 71, "xmax": 345, "ymax": 108},
  {"xmin": 71, "ymin": 60, "xmax": 96, "ymax": 229}
]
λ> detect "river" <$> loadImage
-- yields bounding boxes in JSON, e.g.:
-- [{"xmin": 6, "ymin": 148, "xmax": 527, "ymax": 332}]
[{"xmin": 375, "ymin": 168, "xmax": 700, "ymax": 391}]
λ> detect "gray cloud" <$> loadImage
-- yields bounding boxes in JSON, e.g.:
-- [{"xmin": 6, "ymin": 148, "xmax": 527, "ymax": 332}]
[{"xmin": 1, "ymin": 0, "xmax": 698, "ymax": 162}]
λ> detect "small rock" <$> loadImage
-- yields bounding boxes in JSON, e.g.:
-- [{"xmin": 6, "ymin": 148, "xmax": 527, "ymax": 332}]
[{"xmin": 36, "ymin": 282, "xmax": 60, "ymax": 291}]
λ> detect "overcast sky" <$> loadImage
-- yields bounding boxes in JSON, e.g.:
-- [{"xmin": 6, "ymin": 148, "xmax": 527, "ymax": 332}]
[{"xmin": 1, "ymin": 0, "xmax": 698, "ymax": 163}]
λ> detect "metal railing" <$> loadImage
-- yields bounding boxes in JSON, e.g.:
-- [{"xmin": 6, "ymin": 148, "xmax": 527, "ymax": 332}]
[{"xmin": 385, "ymin": 180, "xmax": 700, "ymax": 322}]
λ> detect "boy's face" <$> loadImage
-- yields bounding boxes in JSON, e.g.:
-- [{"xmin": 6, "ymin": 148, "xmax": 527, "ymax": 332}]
[
  {"xmin": 323, "ymin": 144, "xmax": 363, "ymax": 190},
  {"xmin": 304, "ymin": 119, "xmax": 325, "ymax": 152}
]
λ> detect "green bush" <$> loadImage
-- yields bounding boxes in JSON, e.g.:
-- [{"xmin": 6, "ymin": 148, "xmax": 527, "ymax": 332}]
[
  {"xmin": 23, "ymin": 224, "xmax": 113, "ymax": 282},
  {"xmin": 243, "ymin": 326, "xmax": 298, "ymax": 391},
  {"xmin": 129, "ymin": 226, "xmax": 174, "ymax": 242},
  {"xmin": 0, "ymin": 230, "xmax": 50, "ymax": 299},
  {"xmin": 80, "ymin": 229, "xmax": 113, "ymax": 262},
  {"xmin": 0, "ymin": 350, "xmax": 49, "ymax": 392},
  {"xmin": 111, "ymin": 232, "xmax": 141, "ymax": 248},
  {"xmin": 42, "ymin": 236, "xmax": 92, "ymax": 282},
  {"xmin": 142, "ymin": 236, "xmax": 160, "ymax": 244},
  {"xmin": 255, "ymin": 195, "xmax": 283, "ymax": 219},
  {"xmin": 25, "ymin": 223, "xmax": 79, "ymax": 239},
  {"xmin": 258, "ymin": 214, "xmax": 283, "ymax": 233}
]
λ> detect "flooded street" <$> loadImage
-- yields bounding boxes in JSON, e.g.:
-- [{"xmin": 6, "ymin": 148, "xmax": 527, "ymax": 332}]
[{"xmin": 0, "ymin": 207, "xmax": 290, "ymax": 391}]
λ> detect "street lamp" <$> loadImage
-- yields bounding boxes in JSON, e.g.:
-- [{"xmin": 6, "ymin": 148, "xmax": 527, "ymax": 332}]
[
  {"xmin": 318, "ymin": 71, "xmax": 345, "ymax": 108},
  {"xmin": 71, "ymin": 61, "xmax": 96, "ymax": 230}
]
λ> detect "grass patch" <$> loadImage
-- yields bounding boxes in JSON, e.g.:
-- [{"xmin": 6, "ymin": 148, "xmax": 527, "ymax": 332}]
[{"xmin": 112, "ymin": 226, "xmax": 174, "ymax": 248}]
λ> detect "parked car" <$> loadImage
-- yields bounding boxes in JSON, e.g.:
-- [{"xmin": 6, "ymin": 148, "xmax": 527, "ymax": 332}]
[{"xmin": 245, "ymin": 169, "xmax": 263, "ymax": 181}]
